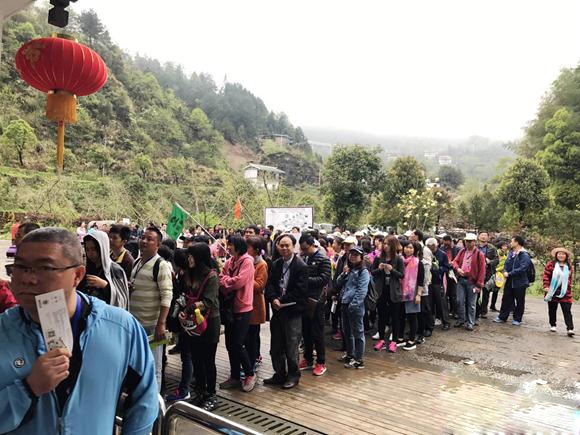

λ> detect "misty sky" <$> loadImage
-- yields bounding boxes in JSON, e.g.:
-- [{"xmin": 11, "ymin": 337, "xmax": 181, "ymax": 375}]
[{"xmin": 72, "ymin": 0, "xmax": 580, "ymax": 141}]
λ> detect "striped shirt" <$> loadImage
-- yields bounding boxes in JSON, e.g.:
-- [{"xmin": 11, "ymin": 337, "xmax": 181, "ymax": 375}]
[{"xmin": 129, "ymin": 254, "xmax": 173, "ymax": 328}]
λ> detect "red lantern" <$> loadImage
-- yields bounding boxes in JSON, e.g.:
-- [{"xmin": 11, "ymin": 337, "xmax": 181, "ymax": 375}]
[{"xmin": 15, "ymin": 35, "xmax": 107, "ymax": 171}]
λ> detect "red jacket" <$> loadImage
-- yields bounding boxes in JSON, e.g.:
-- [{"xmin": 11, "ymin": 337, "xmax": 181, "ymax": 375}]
[
  {"xmin": 452, "ymin": 248, "xmax": 486, "ymax": 288},
  {"xmin": 543, "ymin": 260, "xmax": 573, "ymax": 304},
  {"xmin": 0, "ymin": 281, "xmax": 17, "ymax": 313},
  {"xmin": 219, "ymin": 253, "xmax": 255, "ymax": 314}
]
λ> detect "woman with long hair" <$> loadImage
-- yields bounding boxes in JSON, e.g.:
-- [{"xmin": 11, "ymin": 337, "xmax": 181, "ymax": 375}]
[
  {"xmin": 245, "ymin": 236, "xmax": 268, "ymax": 370},
  {"xmin": 178, "ymin": 243, "xmax": 221, "ymax": 410},
  {"xmin": 219, "ymin": 234, "xmax": 256, "ymax": 392},
  {"xmin": 399, "ymin": 240, "xmax": 424, "ymax": 351},
  {"xmin": 543, "ymin": 247, "xmax": 574, "ymax": 337},
  {"xmin": 371, "ymin": 235, "xmax": 404, "ymax": 352}
]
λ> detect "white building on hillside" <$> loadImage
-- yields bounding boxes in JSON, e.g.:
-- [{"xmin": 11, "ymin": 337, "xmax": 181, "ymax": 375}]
[
  {"xmin": 438, "ymin": 155, "xmax": 452, "ymax": 165},
  {"xmin": 243, "ymin": 163, "xmax": 284, "ymax": 189}
]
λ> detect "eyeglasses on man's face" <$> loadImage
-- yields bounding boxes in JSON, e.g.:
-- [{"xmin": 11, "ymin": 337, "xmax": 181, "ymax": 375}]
[{"xmin": 11, "ymin": 264, "xmax": 80, "ymax": 277}]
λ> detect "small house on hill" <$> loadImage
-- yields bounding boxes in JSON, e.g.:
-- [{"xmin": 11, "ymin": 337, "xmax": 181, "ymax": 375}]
[{"xmin": 243, "ymin": 163, "xmax": 285, "ymax": 189}]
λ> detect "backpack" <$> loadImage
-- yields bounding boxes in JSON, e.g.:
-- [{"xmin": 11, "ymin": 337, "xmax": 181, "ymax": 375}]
[
  {"xmin": 527, "ymin": 259, "xmax": 536, "ymax": 284},
  {"xmin": 152, "ymin": 257, "xmax": 163, "ymax": 283},
  {"xmin": 364, "ymin": 270, "xmax": 380, "ymax": 312}
]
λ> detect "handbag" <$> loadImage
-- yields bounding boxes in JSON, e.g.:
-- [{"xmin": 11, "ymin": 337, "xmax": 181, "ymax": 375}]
[
  {"xmin": 180, "ymin": 271, "xmax": 216, "ymax": 336},
  {"xmin": 494, "ymin": 271, "xmax": 506, "ymax": 289}
]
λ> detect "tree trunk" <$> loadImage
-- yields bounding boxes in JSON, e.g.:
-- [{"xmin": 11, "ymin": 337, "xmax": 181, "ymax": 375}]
[{"xmin": 18, "ymin": 150, "xmax": 24, "ymax": 167}]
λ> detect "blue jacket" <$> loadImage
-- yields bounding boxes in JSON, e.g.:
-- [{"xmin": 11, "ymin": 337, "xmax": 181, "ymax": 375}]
[
  {"xmin": 337, "ymin": 266, "xmax": 370, "ymax": 308},
  {"xmin": 0, "ymin": 293, "xmax": 158, "ymax": 434},
  {"xmin": 503, "ymin": 250, "xmax": 532, "ymax": 289}
]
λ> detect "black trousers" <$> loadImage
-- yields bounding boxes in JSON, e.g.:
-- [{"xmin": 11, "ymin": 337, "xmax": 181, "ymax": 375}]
[
  {"xmin": 376, "ymin": 292, "xmax": 390, "ymax": 340},
  {"xmin": 405, "ymin": 311, "xmax": 418, "ymax": 342},
  {"xmin": 244, "ymin": 324, "xmax": 261, "ymax": 365},
  {"xmin": 190, "ymin": 340, "xmax": 218, "ymax": 396},
  {"xmin": 447, "ymin": 279, "xmax": 458, "ymax": 316},
  {"xmin": 418, "ymin": 295, "xmax": 432, "ymax": 336},
  {"xmin": 302, "ymin": 302, "xmax": 326, "ymax": 364},
  {"xmin": 224, "ymin": 311, "xmax": 254, "ymax": 380},
  {"xmin": 490, "ymin": 289, "xmax": 499, "ymax": 309},
  {"xmin": 270, "ymin": 311, "xmax": 302, "ymax": 380},
  {"xmin": 499, "ymin": 281, "xmax": 526, "ymax": 322},
  {"xmin": 548, "ymin": 301, "xmax": 574, "ymax": 330},
  {"xmin": 389, "ymin": 301, "xmax": 403, "ymax": 342},
  {"xmin": 430, "ymin": 283, "xmax": 450, "ymax": 325}
]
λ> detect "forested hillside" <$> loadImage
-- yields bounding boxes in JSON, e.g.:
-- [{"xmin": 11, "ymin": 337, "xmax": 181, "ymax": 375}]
[{"xmin": 0, "ymin": 5, "xmax": 319, "ymax": 227}]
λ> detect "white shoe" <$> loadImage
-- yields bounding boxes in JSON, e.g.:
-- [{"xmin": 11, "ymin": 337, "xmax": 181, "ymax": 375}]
[
  {"xmin": 372, "ymin": 332, "xmax": 380, "ymax": 340},
  {"xmin": 567, "ymin": 329, "xmax": 575, "ymax": 337},
  {"xmin": 550, "ymin": 326, "xmax": 557, "ymax": 332},
  {"xmin": 434, "ymin": 319, "xmax": 442, "ymax": 326}
]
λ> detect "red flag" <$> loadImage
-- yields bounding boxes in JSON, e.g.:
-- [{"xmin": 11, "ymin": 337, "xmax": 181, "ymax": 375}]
[{"xmin": 233, "ymin": 198, "xmax": 242, "ymax": 220}]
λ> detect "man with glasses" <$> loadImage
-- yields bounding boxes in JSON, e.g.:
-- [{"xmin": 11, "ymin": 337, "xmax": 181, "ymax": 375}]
[{"xmin": 0, "ymin": 227, "xmax": 158, "ymax": 434}]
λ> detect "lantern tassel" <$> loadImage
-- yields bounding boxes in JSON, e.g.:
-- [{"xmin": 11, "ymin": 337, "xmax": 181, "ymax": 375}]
[{"xmin": 56, "ymin": 121, "xmax": 65, "ymax": 172}]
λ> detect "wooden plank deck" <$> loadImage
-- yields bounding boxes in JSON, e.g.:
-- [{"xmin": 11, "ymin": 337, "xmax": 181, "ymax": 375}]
[{"xmin": 166, "ymin": 297, "xmax": 579, "ymax": 434}]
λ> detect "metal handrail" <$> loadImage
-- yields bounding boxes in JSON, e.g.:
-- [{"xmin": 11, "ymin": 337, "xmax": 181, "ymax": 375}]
[
  {"xmin": 162, "ymin": 401, "xmax": 261, "ymax": 435},
  {"xmin": 115, "ymin": 394, "xmax": 165, "ymax": 435}
]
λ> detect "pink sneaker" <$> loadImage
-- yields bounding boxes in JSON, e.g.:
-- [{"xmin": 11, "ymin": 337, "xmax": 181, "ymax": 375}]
[
  {"xmin": 388, "ymin": 341, "xmax": 397, "ymax": 353},
  {"xmin": 299, "ymin": 359, "xmax": 313, "ymax": 370},
  {"xmin": 313, "ymin": 363, "xmax": 327, "ymax": 376},
  {"xmin": 374, "ymin": 339, "xmax": 385, "ymax": 351}
]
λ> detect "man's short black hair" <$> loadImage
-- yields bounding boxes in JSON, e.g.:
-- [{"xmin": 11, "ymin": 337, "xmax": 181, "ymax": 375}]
[
  {"xmin": 292, "ymin": 226, "xmax": 300, "ymax": 232},
  {"xmin": 193, "ymin": 234, "xmax": 211, "ymax": 245},
  {"xmin": 158, "ymin": 244, "xmax": 174, "ymax": 262},
  {"xmin": 162, "ymin": 238, "xmax": 176, "ymax": 251},
  {"xmin": 145, "ymin": 226, "xmax": 163, "ymax": 243},
  {"xmin": 277, "ymin": 233, "xmax": 296, "ymax": 246},
  {"xmin": 443, "ymin": 235, "xmax": 453, "ymax": 242},
  {"xmin": 413, "ymin": 229, "xmax": 424, "ymax": 241},
  {"xmin": 109, "ymin": 224, "xmax": 131, "ymax": 241},
  {"xmin": 227, "ymin": 234, "xmax": 247, "ymax": 255},
  {"xmin": 299, "ymin": 234, "xmax": 315, "ymax": 246},
  {"xmin": 512, "ymin": 235, "xmax": 525, "ymax": 247},
  {"xmin": 245, "ymin": 225, "xmax": 260, "ymax": 235},
  {"xmin": 19, "ymin": 222, "xmax": 40, "ymax": 235}
]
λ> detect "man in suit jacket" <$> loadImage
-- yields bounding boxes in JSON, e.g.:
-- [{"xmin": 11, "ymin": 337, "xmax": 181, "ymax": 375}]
[{"xmin": 264, "ymin": 234, "xmax": 308, "ymax": 389}]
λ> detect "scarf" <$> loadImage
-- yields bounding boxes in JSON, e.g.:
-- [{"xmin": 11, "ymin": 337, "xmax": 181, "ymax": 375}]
[
  {"xmin": 545, "ymin": 262, "xmax": 569, "ymax": 302},
  {"xmin": 401, "ymin": 255, "xmax": 419, "ymax": 302}
]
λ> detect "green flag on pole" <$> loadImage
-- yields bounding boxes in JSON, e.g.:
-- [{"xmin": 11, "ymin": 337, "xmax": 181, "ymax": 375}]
[{"xmin": 166, "ymin": 203, "xmax": 188, "ymax": 240}]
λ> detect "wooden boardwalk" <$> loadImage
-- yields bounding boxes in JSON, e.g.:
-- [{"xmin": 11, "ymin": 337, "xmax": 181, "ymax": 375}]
[{"xmin": 166, "ymin": 297, "xmax": 579, "ymax": 434}]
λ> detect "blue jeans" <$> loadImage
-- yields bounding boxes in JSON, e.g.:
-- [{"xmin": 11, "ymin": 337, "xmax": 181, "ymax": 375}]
[
  {"xmin": 457, "ymin": 278, "xmax": 477, "ymax": 327},
  {"xmin": 341, "ymin": 303, "xmax": 365, "ymax": 360}
]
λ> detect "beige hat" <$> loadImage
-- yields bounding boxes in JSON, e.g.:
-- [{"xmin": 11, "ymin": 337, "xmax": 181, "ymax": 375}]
[
  {"xmin": 343, "ymin": 236, "xmax": 357, "ymax": 245},
  {"xmin": 551, "ymin": 247, "xmax": 572, "ymax": 259},
  {"xmin": 354, "ymin": 231, "xmax": 364, "ymax": 237},
  {"xmin": 404, "ymin": 230, "xmax": 413, "ymax": 237},
  {"xmin": 464, "ymin": 233, "xmax": 477, "ymax": 241}
]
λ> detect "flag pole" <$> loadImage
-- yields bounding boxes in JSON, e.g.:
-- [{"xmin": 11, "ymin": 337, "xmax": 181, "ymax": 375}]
[{"xmin": 174, "ymin": 202, "xmax": 227, "ymax": 250}]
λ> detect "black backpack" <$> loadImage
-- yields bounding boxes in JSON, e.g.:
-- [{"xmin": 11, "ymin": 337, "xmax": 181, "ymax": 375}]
[{"xmin": 527, "ymin": 259, "xmax": 536, "ymax": 284}]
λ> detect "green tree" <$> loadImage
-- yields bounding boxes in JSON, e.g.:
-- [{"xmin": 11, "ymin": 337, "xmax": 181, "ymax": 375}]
[
  {"xmin": 1, "ymin": 119, "xmax": 37, "ymax": 167},
  {"xmin": 79, "ymin": 10, "xmax": 105, "ymax": 46},
  {"xmin": 368, "ymin": 156, "xmax": 425, "ymax": 226},
  {"xmin": 87, "ymin": 144, "xmax": 113, "ymax": 176},
  {"xmin": 385, "ymin": 157, "xmax": 426, "ymax": 201},
  {"xmin": 536, "ymin": 108, "xmax": 580, "ymax": 209},
  {"xmin": 497, "ymin": 159, "xmax": 550, "ymax": 226},
  {"xmin": 438, "ymin": 165, "xmax": 465, "ymax": 189},
  {"xmin": 322, "ymin": 145, "xmax": 383, "ymax": 228},
  {"xmin": 134, "ymin": 154, "xmax": 153, "ymax": 180}
]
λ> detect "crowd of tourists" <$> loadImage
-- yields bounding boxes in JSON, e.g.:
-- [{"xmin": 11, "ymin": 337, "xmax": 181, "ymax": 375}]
[{"xmin": 0, "ymin": 220, "xmax": 575, "ymax": 432}]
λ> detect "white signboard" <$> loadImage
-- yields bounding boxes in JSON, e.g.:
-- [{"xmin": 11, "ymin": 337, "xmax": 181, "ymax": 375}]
[{"xmin": 265, "ymin": 207, "xmax": 313, "ymax": 231}]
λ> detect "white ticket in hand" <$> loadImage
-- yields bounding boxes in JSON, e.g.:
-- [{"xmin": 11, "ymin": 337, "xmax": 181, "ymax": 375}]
[{"xmin": 35, "ymin": 289, "xmax": 73, "ymax": 352}]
